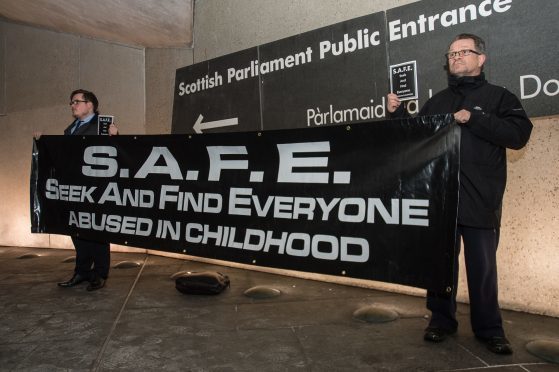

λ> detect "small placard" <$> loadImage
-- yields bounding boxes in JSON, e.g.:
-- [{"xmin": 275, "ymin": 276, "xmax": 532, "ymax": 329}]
[
  {"xmin": 98, "ymin": 115, "xmax": 114, "ymax": 135},
  {"xmin": 389, "ymin": 61, "xmax": 418, "ymax": 101}
]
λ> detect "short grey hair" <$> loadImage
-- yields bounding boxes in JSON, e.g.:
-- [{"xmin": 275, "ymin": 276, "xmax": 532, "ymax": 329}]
[{"xmin": 449, "ymin": 33, "xmax": 486, "ymax": 54}]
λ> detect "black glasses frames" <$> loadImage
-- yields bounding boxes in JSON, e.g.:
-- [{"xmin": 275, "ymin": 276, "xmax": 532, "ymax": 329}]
[
  {"xmin": 445, "ymin": 49, "xmax": 482, "ymax": 59},
  {"xmin": 69, "ymin": 100, "xmax": 89, "ymax": 106}
]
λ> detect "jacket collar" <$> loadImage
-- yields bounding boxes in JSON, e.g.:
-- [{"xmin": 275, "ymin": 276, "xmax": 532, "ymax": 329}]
[{"xmin": 448, "ymin": 73, "xmax": 486, "ymax": 93}]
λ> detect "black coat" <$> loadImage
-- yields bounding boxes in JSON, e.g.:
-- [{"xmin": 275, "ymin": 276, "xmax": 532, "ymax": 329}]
[
  {"xmin": 64, "ymin": 114, "xmax": 99, "ymax": 136},
  {"xmin": 391, "ymin": 74, "xmax": 533, "ymax": 228}
]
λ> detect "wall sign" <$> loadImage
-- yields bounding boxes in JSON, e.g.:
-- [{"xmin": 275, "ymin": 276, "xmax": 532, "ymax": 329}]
[{"xmin": 172, "ymin": 0, "xmax": 557, "ymax": 134}]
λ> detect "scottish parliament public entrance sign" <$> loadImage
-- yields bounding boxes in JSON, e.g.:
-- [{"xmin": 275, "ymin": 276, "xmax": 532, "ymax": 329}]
[{"xmin": 172, "ymin": 0, "xmax": 557, "ymax": 134}]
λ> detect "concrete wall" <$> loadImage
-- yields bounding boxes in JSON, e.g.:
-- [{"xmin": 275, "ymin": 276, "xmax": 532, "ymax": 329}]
[
  {"xmin": 0, "ymin": 0, "xmax": 557, "ymax": 317},
  {"xmin": 0, "ymin": 21, "xmax": 146, "ymax": 249},
  {"xmin": 145, "ymin": 48, "xmax": 193, "ymax": 134},
  {"xmin": 496, "ymin": 117, "xmax": 559, "ymax": 315}
]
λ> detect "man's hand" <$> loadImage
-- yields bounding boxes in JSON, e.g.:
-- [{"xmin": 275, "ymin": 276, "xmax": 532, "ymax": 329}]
[
  {"xmin": 387, "ymin": 93, "xmax": 401, "ymax": 113},
  {"xmin": 454, "ymin": 109, "xmax": 471, "ymax": 124},
  {"xmin": 108, "ymin": 123, "xmax": 119, "ymax": 136},
  {"xmin": 33, "ymin": 131, "xmax": 42, "ymax": 140}
]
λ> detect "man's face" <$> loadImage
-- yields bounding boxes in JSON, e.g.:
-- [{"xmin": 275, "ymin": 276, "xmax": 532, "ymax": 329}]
[
  {"xmin": 70, "ymin": 93, "xmax": 94, "ymax": 120},
  {"xmin": 447, "ymin": 38, "xmax": 486, "ymax": 77}
]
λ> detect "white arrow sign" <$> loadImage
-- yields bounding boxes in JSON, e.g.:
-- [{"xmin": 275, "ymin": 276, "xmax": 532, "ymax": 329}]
[{"xmin": 193, "ymin": 114, "xmax": 239, "ymax": 134}]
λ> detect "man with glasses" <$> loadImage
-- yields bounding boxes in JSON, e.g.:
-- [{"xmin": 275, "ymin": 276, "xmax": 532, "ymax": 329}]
[
  {"xmin": 66, "ymin": 89, "xmax": 118, "ymax": 136},
  {"xmin": 58, "ymin": 89, "xmax": 118, "ymax": 290},
  {"xmin": 386, "ymin": 34, "xmax": 532, "ymax": 355}
]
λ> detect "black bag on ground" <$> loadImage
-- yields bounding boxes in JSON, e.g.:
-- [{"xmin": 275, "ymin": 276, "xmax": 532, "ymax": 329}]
[{"xmin": 175, "ymin": 271, "xmax": 230, "ymax": 295}]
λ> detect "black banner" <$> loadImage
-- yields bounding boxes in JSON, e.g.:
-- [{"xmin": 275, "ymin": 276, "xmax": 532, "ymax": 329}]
[{"xmin": 31, "ymin": 116, "xmax": 459, "ymax": 292}]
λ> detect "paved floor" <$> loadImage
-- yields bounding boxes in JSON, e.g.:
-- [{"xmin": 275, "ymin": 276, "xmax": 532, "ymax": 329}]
[{"xmin": 1, "ymin": 246, "xmax": 558, "ymax": 371}]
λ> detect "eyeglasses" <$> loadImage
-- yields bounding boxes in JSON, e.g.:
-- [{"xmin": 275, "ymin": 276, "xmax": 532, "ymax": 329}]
[
  {"xmin": 445, "ymin": 49, "xmax": 482, "ymax": 59},
  {"xmin": 69, "ymin": 100, "xmax": 89, "ymax": 106}
]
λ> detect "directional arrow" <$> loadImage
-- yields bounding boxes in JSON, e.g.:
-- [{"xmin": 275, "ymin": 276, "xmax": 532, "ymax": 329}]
[{"xmin": 193, "ymin": 115, "xmax": 239, "ymax": 134}]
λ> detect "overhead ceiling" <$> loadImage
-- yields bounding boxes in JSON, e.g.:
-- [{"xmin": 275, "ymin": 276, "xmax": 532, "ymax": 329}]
[{"xmin": 0, "ymin": 0, "xmax": 193, "ymax": 48}]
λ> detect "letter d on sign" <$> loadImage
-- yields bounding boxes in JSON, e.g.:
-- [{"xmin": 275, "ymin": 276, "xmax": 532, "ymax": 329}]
[{"xmin": 520, "ymin": 75, "xmax": 541, "ymax": 99}]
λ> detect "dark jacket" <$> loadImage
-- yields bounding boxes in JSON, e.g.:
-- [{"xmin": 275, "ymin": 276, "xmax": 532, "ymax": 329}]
[
  {"xmin": 64, "ymin": 114, "xmax": 99, "ymax": 136},
  {"xmin": 391, "ymin": 73, "xmax": 532, "ymax": 228}
]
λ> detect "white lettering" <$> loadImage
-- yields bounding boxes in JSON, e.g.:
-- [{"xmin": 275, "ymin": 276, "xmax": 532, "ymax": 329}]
[
  {"xmin": 82, "ymin": 146, "xmax": 118, "ymax": 177},
  {"xmin": 277, "ymin": 142, "xmax": 330, "ymax": 183},
  {"xmin": 389, "ymin": 0, "xmax": 513, "ymax": 41}
]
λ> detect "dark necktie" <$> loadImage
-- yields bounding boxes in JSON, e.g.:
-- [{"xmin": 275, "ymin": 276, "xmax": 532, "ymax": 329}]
[{"xmin": 72, "ymin": 120, "xmax": 83, "ymax": 134}]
